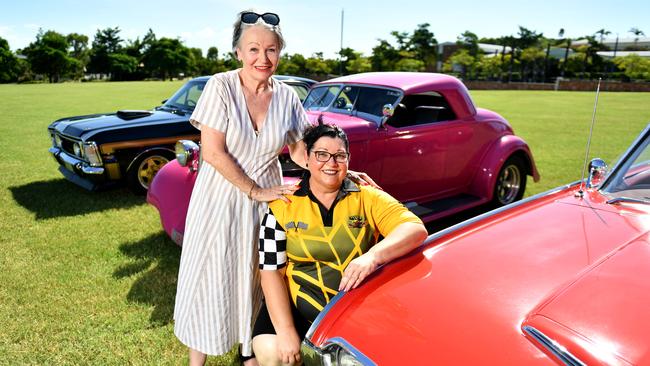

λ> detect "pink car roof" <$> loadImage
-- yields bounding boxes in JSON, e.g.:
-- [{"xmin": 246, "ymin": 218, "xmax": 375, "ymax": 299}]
[{"xmin": 320, "ymin": 72, "xmax": 465, "ymax": 95}]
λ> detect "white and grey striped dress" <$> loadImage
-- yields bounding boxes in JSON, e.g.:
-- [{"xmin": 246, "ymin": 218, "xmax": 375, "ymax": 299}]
[{"xmin": 173, "ymin": 70, "xmax": 310, "ymax": 356}]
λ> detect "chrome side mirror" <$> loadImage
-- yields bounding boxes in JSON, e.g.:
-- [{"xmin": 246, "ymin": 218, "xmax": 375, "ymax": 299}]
[
  {"xmin": 379, "ymin": 104, "xmax": 395, "ymax": 128},
  {"xmin": 587, "ymin": 158, "xmax": 607, "ymax": 188},
  {"xmin": 382, "ymin": 104, "xmax": 395, "ymax": 117},
  {"xmin": 175, "ymin": 140, "xmax": 200, "ymax": 172}
]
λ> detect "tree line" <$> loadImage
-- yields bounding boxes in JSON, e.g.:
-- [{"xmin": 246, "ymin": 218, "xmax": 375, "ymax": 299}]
[{"xmin": 0, "ymin": 25, "xmax": 648, "ymax": 83}]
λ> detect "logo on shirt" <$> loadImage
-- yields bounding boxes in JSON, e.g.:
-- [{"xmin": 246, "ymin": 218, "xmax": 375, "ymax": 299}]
[
  {"xmin": 348, "ymin": 215, "xmax": 366, "ymax": 229},
  {"xmin": 286, "ymin": 221, "xmax": 308, "ymax": 231}
]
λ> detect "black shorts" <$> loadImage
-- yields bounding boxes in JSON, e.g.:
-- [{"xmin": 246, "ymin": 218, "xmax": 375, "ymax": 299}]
[{"xmin": 252, "ymin": 301, "xmax": 312, "ymax": 339}]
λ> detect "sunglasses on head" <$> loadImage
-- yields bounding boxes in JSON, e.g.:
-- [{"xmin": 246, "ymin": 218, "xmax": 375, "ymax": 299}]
[{"xmin": 241, "ymin": 12, "xmax": 280, "ymax": 26}]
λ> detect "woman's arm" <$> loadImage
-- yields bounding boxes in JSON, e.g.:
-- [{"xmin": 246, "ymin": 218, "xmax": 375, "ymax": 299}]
[
  {"xmin": 201, "ymin": 126, "xmax": 298, "ymax": 202},
  {"xmin": 339, "ymin": 222, "xmax": 427, "ymax": 291},
  {"xmin": 260, "ymin": 269, "xmax": 302, "ymax": 365},
  {"xmin": 287, "ymin": 140, "xmax": 307, "ymax": 169}
]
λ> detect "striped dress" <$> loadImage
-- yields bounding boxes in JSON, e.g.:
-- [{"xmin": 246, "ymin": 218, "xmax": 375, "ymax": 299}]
[{"xmin": 173, "ymin": 70, "xmax": 310, "ymax": 356}]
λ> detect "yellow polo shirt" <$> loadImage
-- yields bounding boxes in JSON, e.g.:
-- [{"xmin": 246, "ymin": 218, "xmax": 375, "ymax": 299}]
[{"xmin": 258, "ymin": 176, "xmax": 422, "ymax": 322}]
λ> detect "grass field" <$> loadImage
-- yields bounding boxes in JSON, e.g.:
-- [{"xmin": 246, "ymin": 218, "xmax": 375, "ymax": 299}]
[{"xmin": 1, "ymin": 81, "xmax": 649, "ymax": 365}]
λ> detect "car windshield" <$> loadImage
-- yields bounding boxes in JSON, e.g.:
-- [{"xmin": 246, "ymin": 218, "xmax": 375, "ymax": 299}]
[
  {"xmin": 601, "ymin": 129, "xmax": 650, "ymax": 203},
  {"xmin": 162, "ymin": 80, "xmax": 206, "ymax": 112},
  {"xmin": 303, "ymin": 84, "xmax": 402, "ymax": 119},
  {"xmin": 161, "ymin": 79, "xmax": 310, "ymax": 113}
]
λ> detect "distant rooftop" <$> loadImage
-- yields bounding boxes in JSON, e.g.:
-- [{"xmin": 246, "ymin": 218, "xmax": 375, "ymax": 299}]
[
  {"xmin": 572, "ymin": 36, "xmax": 650, "ymax": 49},
  {"xmin": 597, "ymin": 50, "xmax": 650, "ymax": 58}
]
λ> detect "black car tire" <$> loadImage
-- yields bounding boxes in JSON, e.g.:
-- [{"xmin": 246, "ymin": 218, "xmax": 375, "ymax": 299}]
[
  {"xmin": 491, "ymin": 155, "xmax": 527, "ymax": 207},
  {"xmin": 126, "ymin": 150, "xmax": 174, "ymax": 195}
]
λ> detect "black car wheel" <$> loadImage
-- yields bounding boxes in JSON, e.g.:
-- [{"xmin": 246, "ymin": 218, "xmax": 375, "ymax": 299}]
[
  {"xmin": 492, "ymin": 155, "xmax": 527, "ymax": 207},
  {"xmin": 127, "ymin": 151, "xmax": 173, "ymax": 195}
]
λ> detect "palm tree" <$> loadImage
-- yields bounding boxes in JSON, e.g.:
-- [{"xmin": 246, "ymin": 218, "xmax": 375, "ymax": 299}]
[
  {"xmin": 595, "ymin": 29, "xmax": 611, "ymax": 44},
  {"xmin": 628, "ymin": 27, "xmax": 645, "ymax": 49},
  {"xmin": 557, "ymin": 29, "xmax": 571, "ymax": 77}
]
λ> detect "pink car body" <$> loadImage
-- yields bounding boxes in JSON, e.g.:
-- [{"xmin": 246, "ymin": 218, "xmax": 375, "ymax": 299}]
[
  {"xmin": 148, "ymin": 72, "xmax": 539, "ymax": 245},
  {"xmin": 301, "ymin": 124, "xmax": 650, "ymax": 365}
]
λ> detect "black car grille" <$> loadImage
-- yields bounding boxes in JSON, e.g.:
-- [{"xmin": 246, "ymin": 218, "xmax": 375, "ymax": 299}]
[{"xmin": 57, "ymin": 134, "xmax": 81, "ymax": 158}]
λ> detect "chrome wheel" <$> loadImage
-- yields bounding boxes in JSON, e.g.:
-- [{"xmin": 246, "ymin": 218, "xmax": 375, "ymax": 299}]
[
  {"xmin": 495, "ymin": 159, "xmax": 524, "ymax": 205},
  {"xmin": 137, "ymin": 155, "xmax": 169, "ymax": 189},
  {"xmin": 497, "ymin": 165, "xmax": 521, "ymax": 205}
]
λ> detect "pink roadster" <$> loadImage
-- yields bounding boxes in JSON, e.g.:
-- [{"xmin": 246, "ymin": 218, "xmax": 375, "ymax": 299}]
[{"xmin": 148, "ymin": 72, "xmax": 539, "ymax": 245}]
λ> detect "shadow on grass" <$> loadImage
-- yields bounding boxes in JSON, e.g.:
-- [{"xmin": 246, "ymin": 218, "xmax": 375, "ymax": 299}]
[
  {"xmin": 114, "ymin": 231, "xmax": 181, "ymax": 327},
  {"xmin": 9, "ymin": 178, "xmax": 144, "ymax": 220}
]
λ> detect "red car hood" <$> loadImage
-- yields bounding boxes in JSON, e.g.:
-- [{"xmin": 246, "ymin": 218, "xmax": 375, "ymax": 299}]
[{"xmin": 310, "ymin": 186, "xmax": 650, "ymax": 365}]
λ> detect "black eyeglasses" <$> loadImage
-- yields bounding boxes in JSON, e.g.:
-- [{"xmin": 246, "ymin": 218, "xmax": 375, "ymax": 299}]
[
  {"xmin": 312, "ymin": 151, "xmax": 349, "ymax": 163},
  {"xmin": 241, "ymin": 12, "xmax": 280, "ymax": 26}
]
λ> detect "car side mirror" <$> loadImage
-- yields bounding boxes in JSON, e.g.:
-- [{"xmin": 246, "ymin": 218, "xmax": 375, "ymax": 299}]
[
  {"xmin": 175, "ymin": 140, "xmax": 200, "ymax": 172},
  {"xmin": 382, "ymin": 104, "xmax": 395, "ymax": 117},
  {"xmin": 587, "ymin": 158, "xmax": 607, "ymax": 188},
  {"xmin": 380, "ymin": 103, "xmax": 396, "ymax": 128}
]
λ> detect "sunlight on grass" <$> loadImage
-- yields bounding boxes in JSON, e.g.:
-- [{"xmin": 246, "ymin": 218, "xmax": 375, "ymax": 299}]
[{"xmin": 0, "ymin": 81, "xmax": 649, "ymax": 364}]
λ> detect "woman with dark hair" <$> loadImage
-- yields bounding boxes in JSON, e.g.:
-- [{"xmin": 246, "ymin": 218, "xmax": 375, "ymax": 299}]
[
  {"xmin": 173, "ymin": 11, "xmax": 377, "ymax": 366},
  {"xmin": 252, "ymin": 124, "xmax": 427, "ymax": 365}
]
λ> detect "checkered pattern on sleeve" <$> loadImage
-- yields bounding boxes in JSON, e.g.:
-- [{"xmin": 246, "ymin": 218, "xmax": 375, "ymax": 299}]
[{"xmin": 258, "ymin": 208, "xmax": 287, "ymax": 270}]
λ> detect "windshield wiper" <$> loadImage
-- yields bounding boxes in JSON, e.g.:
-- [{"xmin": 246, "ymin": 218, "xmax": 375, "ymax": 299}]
[
  {"xmin": 606, "ymin": 196, "xmax": 650, "ymax": 205},
  {"xmin": 158, "ymin": 105, "xmax": 189, "ymax": 114}
]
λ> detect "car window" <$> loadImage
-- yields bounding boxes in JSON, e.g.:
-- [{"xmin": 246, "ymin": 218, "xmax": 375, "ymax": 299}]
[
  {"xmin": 164, "ymin": 81, "xmax": 205, "ymax": 111},
  {"xmin": 304, "ymin": 85, "xmax": 401, "ymax": 119},
  {"xmin": 354, "ymin": 87, "xmax": 400, "ymax": 117},
  {"xmin": 303, "ymin": 85, "xmax": 341, "ymax": 110},
  {"xmin": 288, "ymin": 84, "xmax": 309, "ymax": 102},
  {"xmin": 332, "ymin": 86, "xmax": 360, "ymax": 111},
  {"xmin": 602, "ymin": 135, "xmax": 650, "ymax": 201},
  {"xmin": 387, "ymin": 92, "xmax": 457, "ymax": 128}
]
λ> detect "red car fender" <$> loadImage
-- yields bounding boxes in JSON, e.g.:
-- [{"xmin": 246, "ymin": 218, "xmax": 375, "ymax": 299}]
[{"xmin": 469, "ymin": 134, "xmax": 540, "ymax": 200}]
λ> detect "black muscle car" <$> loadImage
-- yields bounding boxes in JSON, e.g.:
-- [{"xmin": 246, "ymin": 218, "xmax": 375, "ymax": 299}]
[{"xmin": 47, "ymin": 75, "xmax": 316, "ymax": 194}]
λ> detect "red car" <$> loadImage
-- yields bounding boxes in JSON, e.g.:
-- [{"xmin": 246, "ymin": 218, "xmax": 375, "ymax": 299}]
[
  {"xmin": 301, "ymin": 124, "xmax": 650, "ymax": 365},
  {"xmin": 148, "ymin": 72, "xmax": 539, "ymax": 245}
]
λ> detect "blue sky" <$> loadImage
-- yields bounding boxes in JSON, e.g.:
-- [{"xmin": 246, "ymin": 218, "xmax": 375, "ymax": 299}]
[{"xmin": 1, "ymin": 0, "xmax": 647, "ymax": 58}]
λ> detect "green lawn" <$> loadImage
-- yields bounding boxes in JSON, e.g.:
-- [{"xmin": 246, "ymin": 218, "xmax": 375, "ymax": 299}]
[{"xmin": 1, "ymin": 82, "xmax": 649, "ymax": 365}]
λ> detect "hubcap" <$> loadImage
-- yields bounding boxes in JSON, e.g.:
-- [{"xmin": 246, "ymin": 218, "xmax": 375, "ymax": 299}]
[
  {"xmin": 138, "ymin": 155, "xmax": 169, "ymax": 189},
  {"xmin": 496, "ymin": 164, "xmax": 521, "ymax": 204}
]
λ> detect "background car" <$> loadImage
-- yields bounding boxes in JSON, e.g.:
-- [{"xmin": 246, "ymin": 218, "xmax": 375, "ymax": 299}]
[
  {"xmin": 47, "ymin": 75, "xmax": 315, "ymax": 194},
  {"xmin": 300, "ymin": 123, "xmax": 650, "ymax": 365},
  {"xmin": 148, "ymin": 72, "xmax": 539, "ymax": 245}
]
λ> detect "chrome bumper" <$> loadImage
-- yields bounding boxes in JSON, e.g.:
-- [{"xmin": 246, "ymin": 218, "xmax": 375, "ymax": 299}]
[
  {"xmin": 49, "ymin": 147, "xmax": 104, "ymax": 174},
  {"xmin": 301, "ymin": 338, "xmax": 326, "ymax": 366}
]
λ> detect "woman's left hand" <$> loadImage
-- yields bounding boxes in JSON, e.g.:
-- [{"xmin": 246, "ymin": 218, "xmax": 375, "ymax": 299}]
[
  {"xmin": 338, "ymin": 252, "xmax": 380, "ymax": 292},
  {"xmin": 347, "ymin": 170, "xmax": 382, "ymax": 190}
]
